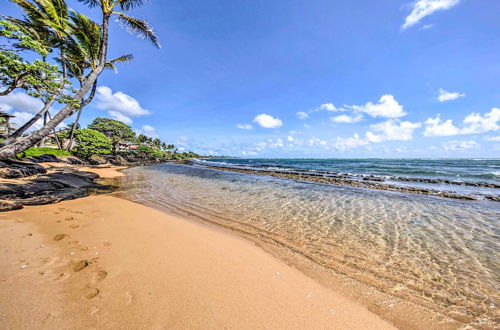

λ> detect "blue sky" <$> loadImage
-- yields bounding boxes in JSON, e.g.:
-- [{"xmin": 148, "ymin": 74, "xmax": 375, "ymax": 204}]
[{"xmin": 1, "ymin": 0, "xmax": 500, "ymax": 157}]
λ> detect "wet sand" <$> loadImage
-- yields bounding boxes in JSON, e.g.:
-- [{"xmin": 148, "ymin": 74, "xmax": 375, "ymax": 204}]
[{"xmin": 0, "ymin": 168, "xmax": 395, "ymax": 329}]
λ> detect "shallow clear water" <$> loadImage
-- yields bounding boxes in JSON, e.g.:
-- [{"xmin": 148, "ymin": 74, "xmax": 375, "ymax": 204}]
[
  {"xmin": 118, "ymin": 163, "xmax": 500, "ymax": 328},
  {"xmin": 200, "ymin": 158, "xmax": 500, "ymax": 183}
]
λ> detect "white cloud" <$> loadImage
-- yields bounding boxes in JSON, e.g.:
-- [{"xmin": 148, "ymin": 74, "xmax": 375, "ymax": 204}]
[
  {"xmin": 347, "ymin": 95, "xmax": 407, "ymax": 118},
  {"xmin": 9, "ymin": 111, "xmax": 67, "ymax": 133},
  {"xmin": 330, "ymin": 113, "xmax": 363, "ymax": 123},
  {"xmin": 287, "ymin": 136, "xmax": 294, "ymax": 142},
  {"xmin": 135, "ymin": 124, "xmax": 158, "ymax": 137},
  {"xmin": 253, "ymin": 114, "xmax": 283, "ymax": 128},
  {"xmin": 237, "ymin": 123, "xmax": 253, "ymax": 130},
  {"xmin": 402, "ymin": 0, "xmax": 460, "ymax": 29},
  {"xmin": 9, "ymin": 111, "xmax": 44, "ymax": 132},
  {"xmin": 484, "ymin": 136, "xmax": 500, "ymax": 142},
  {"xmin": 95, "ymin": 86, "xmax": 150, "ymax": 124},
  {"xmin": 334, "ymin": 134, "xmax": 369, "ymax": 151},
  {"xmin": 0, "ymin": 92, "xmax": 45, "ymax": 114},
  {"xmin": 320, "ymin": 103, "xmax": 338, "ymax": 111},
  {"xmin": 442, "ymin": 140, "xmax": 479, "ymax": 151},
  {"xmin": 108, "ymin": 110, "xmax": 133, "ymax": 124},
  {"xmin": 255, "ymin": 142, "xmax": 267, "ymax": 151},
  {"xmin": 424, "ymin": 108, "xmax": 500, "ymax": 136},
  {"xmin": 461, "ymin": 108, "xmax": 500, "ymax": 134},
  {"xmin": 307, "ymin": 137, "xmax": 328, "ymax": 148},
  {"xmin": 142, "ymin": 125, "xmax": 155, "ymax": 133},
  {"xmin": 269, "ymin": 138, "xmax": 284, "ymax": 148},
  {"xmin": 423, "ymin": 115, "xmax": 460, "ymax": 136},
  {"xmin": 438, "ymin": 88, "xmax": 465, "ymax": 102},
  {"xmin": 296, "ymin": 111, "xmax": 309, "ymax": 119},
  {"xmin": 366, "ymin": 119, "xmax": 422, "ymax": 142}
]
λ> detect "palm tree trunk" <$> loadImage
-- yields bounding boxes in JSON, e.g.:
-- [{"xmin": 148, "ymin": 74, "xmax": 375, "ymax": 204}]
[
  {"xmin": 38, "ymin": 112, "xmax": 49, "ymax": 147},
  {"xmin": 46, "ymin": 112, "xmax": 63, "ymax": 150},
  {"xmin": 66, "ymin": 108, "xmax": 82, "ymax": 151},
  {"xmin": 66, "ymin": 81, "xmax": 98, "ymax": 151},
  {"xmin": 0, "ymin": 13, "xmax": 110, "ymax": 160},
  {"xmin": 0, "ymin": 68, "xmax": 102, "ymax": 159}
]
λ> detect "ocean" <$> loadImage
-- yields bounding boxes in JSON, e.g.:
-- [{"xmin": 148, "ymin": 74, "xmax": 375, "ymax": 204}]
[{"xmin": 116, "ymin": 159, "xmax": 499, "ymax": 328}]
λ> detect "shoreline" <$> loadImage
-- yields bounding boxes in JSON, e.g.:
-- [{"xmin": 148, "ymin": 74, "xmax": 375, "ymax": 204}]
[
  {"xmin": 189, "ymin": 162, "xmax": 500, "ymax": 202},
  {"xmin": 0, "ymin": 166, "xmax": 396, "ymax": 329}
]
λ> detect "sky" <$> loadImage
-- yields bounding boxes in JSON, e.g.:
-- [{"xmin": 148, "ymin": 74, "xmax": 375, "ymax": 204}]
[{"xmin": 1, "ymin": 0, "xmax": 500, "ymax": 158}]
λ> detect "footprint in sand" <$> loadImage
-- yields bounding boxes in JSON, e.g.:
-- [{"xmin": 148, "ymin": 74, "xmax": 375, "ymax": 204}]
[
  {"xmin": 53, "ymin": 234, "xmax": 67, "ymax": 241},
  {"xmin": 65, "ymin": 217, "xmax": 75, "ymax": 221},
  {"xmin": 124, "ymin": 291, "xmax": 133, "ymax": 305},
  {"xmin": 73, "ymin": 260, "xmax": 90, "ymax": 272},
  {"xmin": 91, "ymin": 270, "xmax": 108, "ymax": 284},
  {"xmin": 69, "ymin": 224, "xmax": 79, "ymax": 229},
  {"xmin": 83, "ymin": 286, "xmax": 100, "ymax": 299},
  {"xmin": 55, "ymin": 272, "xmax": 71, "ymax": 281}
]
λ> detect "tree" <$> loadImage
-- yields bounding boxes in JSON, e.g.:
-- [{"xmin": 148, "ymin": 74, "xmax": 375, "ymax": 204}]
[
  {"xmin": 88, "ymin": 117, "xmax": 135, "ymax": 153},
  {"xmin": 0, "ymin": 21, "xmax": 63, "ymax": 97},
  {"xmin": 136, "ymin": 144, "xmax": 163, "ymax": 159},
  {"xmin": 0, "ymin": 0, "xmax": 160, "ymax": 159},
  {"xmin": 73, "ymin": 128, "xmax": 111, "ymax": 159},
  {"xmin": 63, "ymin": 11, "xmax": 133, "ymax": 150},
  {"xmin": 3, "ymin": 0, "xmax": 75, "ymax": 146}
]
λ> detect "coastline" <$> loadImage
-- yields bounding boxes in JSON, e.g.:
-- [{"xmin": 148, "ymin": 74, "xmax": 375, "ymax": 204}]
[
  {"xmin": 191, "ymin": 162, "xmax": 500, "ymax": 202},
  {"xmin": 0, "ymin": 166, "xmax": 395, "ymax": 329}
]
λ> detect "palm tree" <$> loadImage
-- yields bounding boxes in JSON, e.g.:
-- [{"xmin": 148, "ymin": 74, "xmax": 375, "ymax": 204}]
[
  {"xmin": 3, "ymin": 0, "xmax": 72, "ymax": 145},
  {"xmin": 0, "ymin": 0, "xmax": 160, "ymax": 159},
  {"xmin": 63, "ymin": 11, "xmax": 133, "ymax": 150}
]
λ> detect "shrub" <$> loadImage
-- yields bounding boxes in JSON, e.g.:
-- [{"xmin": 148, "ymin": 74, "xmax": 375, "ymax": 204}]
[
  {"xmin": 73, "ymin": 129, "xmax": 112, "ymax": 159},
  {"xmin": 17, "ymin": 147, "xmax": 71, "ymax": 159},
  {"xmin": 88, "ymin": 117, "xmax": 135, "ymax": 153},
  {"xmin": 136, "ymin": 145, "xmax": 164, "ymax": 159}
]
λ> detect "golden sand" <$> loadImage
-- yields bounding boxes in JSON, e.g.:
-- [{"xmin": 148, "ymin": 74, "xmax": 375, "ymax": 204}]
[{"xmin": 0, "ymin": 167, "xmax": 395, "ymax": 329}]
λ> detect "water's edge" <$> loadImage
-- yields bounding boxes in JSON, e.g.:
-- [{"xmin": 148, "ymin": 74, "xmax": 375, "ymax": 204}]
[{"xmin": 114, "ymin": 164, "xmax": 499, "ymax": 330}]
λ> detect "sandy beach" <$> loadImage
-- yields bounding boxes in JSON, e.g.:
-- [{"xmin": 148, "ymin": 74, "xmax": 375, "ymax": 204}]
[{"xmin": 0, "ymin": 167, "xmax": 395, "ymax": 329}]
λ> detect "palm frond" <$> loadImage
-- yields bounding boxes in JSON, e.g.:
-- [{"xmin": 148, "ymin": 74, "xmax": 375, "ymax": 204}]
[
  {"xmin": 116, "ymin": 0, "xmax": 149, "ymax": 11},
  {"xmin": 110, "ymin": 54, "xmax": 133, "ymax": 63},
  {"xmin": 33, "ymin": 0, "xmax": 60, "ymax": 25},
  {"xmin": 104, "ymin": 62, "xmax": 117, "ymax": 72},
  {"xmin": 114, "ymin": 12, "xmax": 160, "ymax": 48},
  {"xmin": 77, "ymin": 0, "xmax": 101, "ymax": 8},
  {"xmin": 9, "ymin": 0, "xmax": 45, "ymax": 22},
  {"xmin": 105, "ymin": 54, "xmax": 133, "ymax": 72}
]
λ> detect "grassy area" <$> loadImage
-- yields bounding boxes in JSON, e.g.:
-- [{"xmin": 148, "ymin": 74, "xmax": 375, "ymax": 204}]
[{"xmin": 16, "ymin": 147, "xmax": 72, "ymax": 159}]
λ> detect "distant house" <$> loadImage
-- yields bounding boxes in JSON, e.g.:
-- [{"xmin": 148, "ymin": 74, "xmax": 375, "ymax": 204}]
[
  {"xmin": 116, "ymin": 142, "xmax": 138, "ymax": 152},
  {"xmin": 0, "ymin": 111, "xmax": 15, "ymax": 139}
]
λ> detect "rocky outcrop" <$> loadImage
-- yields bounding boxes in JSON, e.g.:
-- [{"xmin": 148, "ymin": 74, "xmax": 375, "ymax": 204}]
[
  {"xmin": 0, "ymin": 159, "xmax": 47, "ymax": 179},
  {"xmin": 0, "ymin": 169, "xmax": 114, "ymax": 212},
  {"xmin": 196, "ymin": 164, "xmax": 499, "ymax": 202}
]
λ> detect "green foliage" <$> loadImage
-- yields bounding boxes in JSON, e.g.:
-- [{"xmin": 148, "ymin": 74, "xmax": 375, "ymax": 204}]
[
  {"xmin": 136, "ymin": 145, "xmax": 164, "ymax": 159},
  {"xmin": 16, "ymin": 147, "xmax": 71, "ymax": 159},
  {"xmin": 73, "ymin": 128, "xmax": 112, "ymax": 159},
  {"xmin": 88, "ymin": 117, "xmax": 135, "ymax": 152},
  {"xmin": 0, "ymin": 20, "xmax": 69, "ymax": 98},
  {"xmin": 0, "ymin": 21, "xmax": 50, "ymax": 56}
]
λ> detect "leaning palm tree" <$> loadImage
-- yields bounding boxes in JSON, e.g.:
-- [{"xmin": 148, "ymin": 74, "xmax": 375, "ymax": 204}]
[
  {"xmin": 63, "ymin": 10, "xmax": 133, "ymax": 150},
  {"xmin": 3, "ymin": 0, "xmax": 72, "ymax": 144},
  {"xmin": 0, "ymin": 0, "xmax": 160, "ymax": 159}
]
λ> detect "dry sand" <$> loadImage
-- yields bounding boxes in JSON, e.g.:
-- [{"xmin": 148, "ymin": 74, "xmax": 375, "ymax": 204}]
[{"xmin": 0, "ymin": 167, "xmax": 396, "ymax": 329}]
